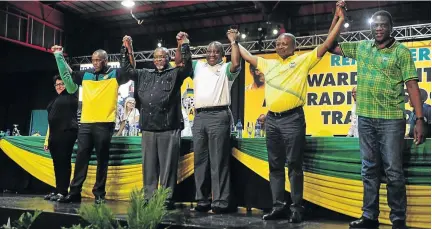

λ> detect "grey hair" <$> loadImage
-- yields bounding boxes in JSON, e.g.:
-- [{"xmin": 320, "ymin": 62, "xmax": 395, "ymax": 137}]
[{"xmin": 93, "ymin": 49, "xmax": 108, "ymax": 59}]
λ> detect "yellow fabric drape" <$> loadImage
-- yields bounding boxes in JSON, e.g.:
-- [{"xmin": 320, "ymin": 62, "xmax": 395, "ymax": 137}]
[
  {"xmin": 0, "ymin": 139, "xmax": 194, "ymax": 201},
  {"xmin": 232, "ymin": 148, "xmax": 431, "ymax": 229}
]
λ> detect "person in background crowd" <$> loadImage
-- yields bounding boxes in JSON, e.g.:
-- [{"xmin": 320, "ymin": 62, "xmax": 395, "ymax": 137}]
[
  {"xmin": 236, "ymin": 1, "xmax": 346, "ymax": 223},
  {"xmin": 347, "ymin": 86, "xmax": 358, "ymax": 137},
  {"xmin": 51, "ymin": 45, "xmax": 134, "ymax": 204},
  {"xmin": 329, "ymin": 10, "xmax": 424, "ymax": 229},
  {"xmin": 119, "ymin": 97, "xmax": 140, "ymax": 136},
  {"xmin": 175, "ymin": 29, "xmax": 241, "ymax": 214},
  {"xmin": 43, "ymin": 75, "xmax": 78, "ymax": 201},
  {"xmin": 121, "ymin": 33, "xmax": 192, "ymax": 210},
  {"xmin": 407, "ymin": 97, "xmax": 431, "ymax": 138}
]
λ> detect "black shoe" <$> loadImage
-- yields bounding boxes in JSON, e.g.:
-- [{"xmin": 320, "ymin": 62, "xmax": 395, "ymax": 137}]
[
  {"xmin": 95, "ymin": 196, "xmax": 105, "ymax": 204},
  {"xmin": 164, "ymin": 201, "xmax": 175, "ymax": 210},
  {"xmin": 57, "ymin": 194, "xmax": 81, "ymax": 203},
  {"xmin": 289, "ymin": 211, "xmax": 303, "ymax": 223},
  {"xmin": 392, "ymin": 220, "xmax": 407, "ymax": 229},
  {"xmin": 194, "ymin": 204, "xmax": 211, "ymax": 213},
  {"xmin": 262, "ymin": 208, "xmax": 288, "ymax": 220},
  {"xmin": 44, "ymin": 192, "xmax": 57, "ymax": 200},
  {"xmin": 349, "ymin": 216, "xmax": 379, "ymax": 228},
  {"xmin": 50, "ymin": 193, "xmax": 65, "ymax": 201},
  {"xmin": 211, "ymin": 206, "xmax": 233, "ymax": 214}
]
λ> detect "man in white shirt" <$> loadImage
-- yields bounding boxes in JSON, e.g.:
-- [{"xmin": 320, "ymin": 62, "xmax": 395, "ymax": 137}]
[
  {"xmin": 176, "ymin": 30, "xmax": 241, "ymax": 213},
  {"xmin": 347, "ymin": 86, "xmax": 358, "ymax": 137}
]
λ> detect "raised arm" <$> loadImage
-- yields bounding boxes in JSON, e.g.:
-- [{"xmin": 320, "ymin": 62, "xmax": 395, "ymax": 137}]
[
  {"xmin": 316, "ymin": 1, "xmax": 346, "ymax": 57},
  {"xmin": 119, "ymin": 36, "xmax": 141, "ymax": 83},
  {"xmin": 51, "ymin": 45, "xmax": 80, "ymax": 94},
  {"xmin": 328, "ymin": 1, "xmax": 348, "ymax": 55},
  {"xmin": 238, "ymin": 43, "xmax": 258, "ymax": 68},
  {"xmin": 227, "ymin": 29, "xmax": 241, "ymax": 73}
]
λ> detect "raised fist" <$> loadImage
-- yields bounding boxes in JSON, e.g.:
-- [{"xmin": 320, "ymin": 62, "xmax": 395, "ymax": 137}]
[
  {"xmin": 51, "ymin": 45, "xmax": 63, "ymax": 53},
  {"xmin": 122, "ymin": 35, "xmax": 133, "ymax": 49}
]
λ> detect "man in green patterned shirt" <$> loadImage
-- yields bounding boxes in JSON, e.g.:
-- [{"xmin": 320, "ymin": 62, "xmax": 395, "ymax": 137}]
[{"xmin": 330, "ymin": 10, "xmax": 424, "ymax": 229}]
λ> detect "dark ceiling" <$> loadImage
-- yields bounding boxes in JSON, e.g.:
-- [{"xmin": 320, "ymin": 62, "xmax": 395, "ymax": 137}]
[{"xmin": 6, "ymin": 1, "xmax": 432, "ymax": 56}]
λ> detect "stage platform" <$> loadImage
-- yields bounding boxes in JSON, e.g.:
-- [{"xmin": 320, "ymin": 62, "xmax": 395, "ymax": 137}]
[{"xmin": 0, "ymin": 193, "xmax": 396, "ymax": 229}]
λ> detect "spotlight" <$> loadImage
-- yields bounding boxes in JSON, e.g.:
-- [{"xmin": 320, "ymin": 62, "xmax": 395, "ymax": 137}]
[
  {"xmin": 257, "ymin": 27, "xmax": 262, "ymax": 32},
  {"xmin": 368, "ymin": 18, "xmax": 373, "ymax": 24},
  {"xmin": 272, "ymin": 29, "xmax": 278, "ymax": 35},
  {"xmin": 121, "ymin": 0, "xmax": 135, "ymax": 8},
  {"xmin": 241, "ymin": 33, "xmax": 247, "ymax": 39},
  {"xmin": 344, "ymin": 22, "xmax": 349, "ymax": 28},
  {"xmin": 157, "ymin": 42, "xmax": 162, "ymax": 48}
]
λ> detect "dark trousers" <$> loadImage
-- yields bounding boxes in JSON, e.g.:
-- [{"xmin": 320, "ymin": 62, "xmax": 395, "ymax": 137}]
[
  {"xmin": 142, "ymin": 129, "xmax": 181, "ymax": 202},
  {"xmin": 49, "ymin": 129, "xmax": 77, "ymax": 195},
  {"xmin": 69, "ymin": 123, "xmax": 114, "ymax": 197},
  {"xmin": 266, "ymin": 107, "xmax": 305, "ymax": 212},
  {"xmin": 193, "ymin": 109, "xmax": 231, "ymax": 208},
  {"xmin": 358, "ymin": 117, "xmax": 407, "ymax": 222}
]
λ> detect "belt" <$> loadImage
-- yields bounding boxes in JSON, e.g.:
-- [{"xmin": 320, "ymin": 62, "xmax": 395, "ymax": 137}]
[
  {"xmin": 268, "ymin": 106, "xmax": 302, "ymax": 117},
  {"xmin": 195, "ymin": 106, "xmax": 229, "ymax": 113}
]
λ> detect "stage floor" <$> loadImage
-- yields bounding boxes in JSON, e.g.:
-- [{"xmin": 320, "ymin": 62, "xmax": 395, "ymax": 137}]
[{"xmin": 0, "ymin": 194, "xmax": 394, "ymax": 229}]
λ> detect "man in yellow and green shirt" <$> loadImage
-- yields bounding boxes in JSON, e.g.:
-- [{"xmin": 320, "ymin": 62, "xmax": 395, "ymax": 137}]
[
  {"xmin": 330, "ymin": 10, "xmax": 423, "ymax": 229},
  {"xmin": 237, "ymin": 2, "xmax": 347, "ymax": 223},
  {"xmin": 51, "ymin": 45, "xmax": 133, "ymax": 204}
]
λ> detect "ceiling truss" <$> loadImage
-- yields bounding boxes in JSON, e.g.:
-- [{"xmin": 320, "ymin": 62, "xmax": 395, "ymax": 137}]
[{"xmin": 69, "ymin": 23, "xmax": 431, "ymax": 65}]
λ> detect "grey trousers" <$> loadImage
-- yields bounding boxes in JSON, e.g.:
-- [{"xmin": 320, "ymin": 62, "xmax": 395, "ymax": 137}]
[
  {"xmin": 142, "ymin": 129, "xmax": 181, "ymax": 201},
  {"xmin": 193, "ymin": 109, "xmax": 231, "ymax": 208},
  {"xmin": 266, "ymin": 107, "xmax": 306, "ymax": 213}
]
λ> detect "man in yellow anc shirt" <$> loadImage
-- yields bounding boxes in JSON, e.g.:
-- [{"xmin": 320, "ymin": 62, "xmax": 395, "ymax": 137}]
[
  {"xmin": 237, "ymin": 1, "xmax": 347, "ymax": 223},
  {"xmin": 50, "ymin": 45, "xmax": 133, "ymax": 204}
]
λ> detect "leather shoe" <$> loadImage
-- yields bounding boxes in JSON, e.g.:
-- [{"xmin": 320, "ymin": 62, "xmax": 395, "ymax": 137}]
[
  {"xmin": 211, "ymin": 207, "xmax": 233, "ymax": 214},
  {"xmin": 289, "ymin": 211, "xmax": 303, "ymax": 223},
  {"xmin": 164, "ymin": 201, "xmax": 175, "ymax": 210},
  {"xmin": 50, "ymin": 193, "xmax": 65, "ymax": 201},
  {"xmin": 44, "ymin": 192, "xmax": 57, "ymax": 200},
  {"xmin": 194, "ymin": 204, "xmax": 211, "ymax": 213},
  {"xmin": 392, "ymin": 220, "xmax": 407, "ymax": 229},
  {"xmin": 95, "ymin": 196, "xmax": 105, "ymax": 204},
  {"xmin": 262, "ymin": 208, "xmax": 288, "ymax": 220},
  {"xmin": 349, "ymin": 216, "xmax": 379, "ymax": 228},
  {"xmin": 57, "ymin": 194, "xmax": 81, "ymax": 203}
]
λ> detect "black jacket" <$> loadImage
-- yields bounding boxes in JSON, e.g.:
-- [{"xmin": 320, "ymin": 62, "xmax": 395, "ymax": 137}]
[
  {"xmin": 47, "ymin": 90, "xmax": 78, "ymax": 133},
  {"xmin": 120, "ymin": 51, "xmax": 192, "ymax": 131}
]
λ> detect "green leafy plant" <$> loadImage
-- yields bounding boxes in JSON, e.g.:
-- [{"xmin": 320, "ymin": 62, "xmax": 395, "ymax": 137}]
[
  {"xmin": 63, "ymin": 188, "xmax": 171, "ymax": 229},
  {"xmin": 2, "ymin": 210, "xmax": 41, "ymax": 229}
]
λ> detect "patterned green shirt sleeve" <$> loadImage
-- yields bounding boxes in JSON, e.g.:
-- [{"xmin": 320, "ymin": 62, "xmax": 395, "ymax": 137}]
[
  {"xmin": 397, "ymin": 46, "xmax": 418, "ymax": 82},
  {"xmin": 54, "ymin": 52, "xmax": 79, "ymax": 94},
  {"xmin": 339, "ymin": 42, "xmax": 361, "ymax": 60}
]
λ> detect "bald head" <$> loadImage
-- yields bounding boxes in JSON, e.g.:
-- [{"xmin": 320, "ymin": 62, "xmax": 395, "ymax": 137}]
[
  {"xmin": 93, "ymin": 49, "xmax": 108, "ymax": 60},
  {"xmin": 278, "ymin": 33, "xmax": 296, "ymax": 47}
]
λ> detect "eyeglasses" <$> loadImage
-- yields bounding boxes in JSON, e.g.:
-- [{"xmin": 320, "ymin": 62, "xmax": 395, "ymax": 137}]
[{"xmin": 54, "ymin": 83, "xmax": 65, "ymax": 87}]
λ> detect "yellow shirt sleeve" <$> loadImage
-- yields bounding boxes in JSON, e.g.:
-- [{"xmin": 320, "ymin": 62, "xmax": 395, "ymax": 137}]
[
  {"xmin": 303, "ymin": 47, "xmax": 322, "ymax": 70},
  {"xmin": 257, "ymin": 57, "xmax": 272, "ymax": 75},
  {"xmin": 44, "ymin": 126, "xmax": 50, "ymax": 146}
]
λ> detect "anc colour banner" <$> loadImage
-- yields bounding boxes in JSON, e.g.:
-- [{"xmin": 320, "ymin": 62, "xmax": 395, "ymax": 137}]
[{"xmin": 244, "ymin": 40, "xmax": 431, "ymax": 137}]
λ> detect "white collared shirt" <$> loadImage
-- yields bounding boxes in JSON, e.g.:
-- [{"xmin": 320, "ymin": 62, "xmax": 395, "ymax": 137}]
[{"xmin": 192, "ymin": 60, "xmax": 240, "ymax": 109}]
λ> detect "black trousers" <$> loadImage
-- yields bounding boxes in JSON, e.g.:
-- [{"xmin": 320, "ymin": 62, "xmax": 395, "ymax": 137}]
[
  {"xmin": 142, "ymin": 129, "xmax": 181, "ymax": 202},
  {"xmin": 266, "ymin": 107, "xmax": 306, "ymax": 213},
  {"xmin": 69, "ymin": 123, "xmax": 114, "ymax": 197},
  {"xmin": 192, "ymin": 109, "xmax": 231, "ymax": 208},
  {"xmin": 49, "ymin": 129, "xmax": 77, "ymax": 195}
]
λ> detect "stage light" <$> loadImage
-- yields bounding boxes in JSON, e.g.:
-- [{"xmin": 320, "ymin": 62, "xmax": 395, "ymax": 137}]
[
  {"xmin": 121, "ymin": 0, "xmax": 135, "ymax": 8},
  {"xmin": 344, "ymin": 22, "xmax": 349, "ymax": 28},
  {"xmin": 241, "ymin": 33, "xmax": 247, "ymax": 39},
  {"xmin": 368, "ymin": 18, "xmax": 373, "ymax": 24},
  {"xmin": 157, "ymin": 42, "xmax": 162, "ymax": 48},
  {"xmin": 272, "ymin": 29, "xmax": 278, "ymax": 35}
]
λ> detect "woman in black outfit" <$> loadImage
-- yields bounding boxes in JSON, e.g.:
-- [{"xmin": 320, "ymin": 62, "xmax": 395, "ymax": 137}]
[{"xmin": 43, "ymin": 75, "xmax": 78, "ymax": 201}]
